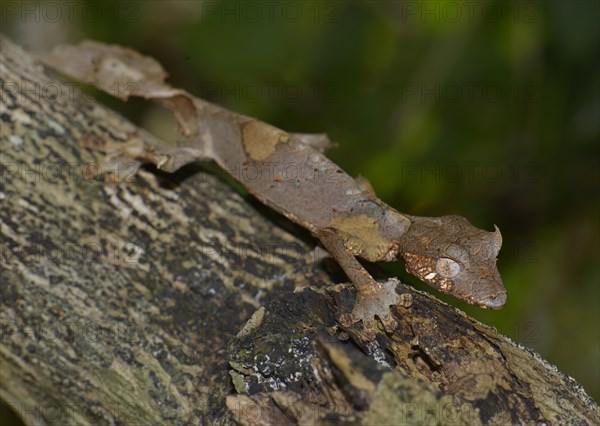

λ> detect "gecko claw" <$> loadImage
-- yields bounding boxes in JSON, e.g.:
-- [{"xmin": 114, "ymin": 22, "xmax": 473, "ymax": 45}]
[{"xmin": 340, "ymin": 278, "xmax": 404, "ymax": 338}]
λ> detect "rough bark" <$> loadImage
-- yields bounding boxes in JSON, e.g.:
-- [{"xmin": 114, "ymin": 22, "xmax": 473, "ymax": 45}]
[{"xmin": 0, "ymin": 35, "xmax": 597, "ymax": 425}]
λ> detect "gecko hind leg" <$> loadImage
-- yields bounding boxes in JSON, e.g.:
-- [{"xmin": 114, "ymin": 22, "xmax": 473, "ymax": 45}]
[
  {"xmin": 318, "ymin": 228, "xmax": 402, "ymax": 338},
  {"xmin": 81, "ymin": 132, "xmax": 212, "ymax": 180}
]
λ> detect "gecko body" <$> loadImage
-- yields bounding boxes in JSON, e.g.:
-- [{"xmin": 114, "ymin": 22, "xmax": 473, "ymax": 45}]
[{"xmin": 40, "ymin": 41, "xmax": 506, "ymax": 335}]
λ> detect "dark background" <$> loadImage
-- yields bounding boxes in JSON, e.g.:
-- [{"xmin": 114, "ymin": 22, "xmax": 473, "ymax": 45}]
[{"xmin": 2, "ymin": 0, "xmax": 598, "ymax": 409}]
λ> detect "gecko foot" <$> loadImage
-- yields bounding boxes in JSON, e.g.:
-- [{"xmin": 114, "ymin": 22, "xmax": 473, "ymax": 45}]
[{"xmin": 340, "ymin": 278, "xmax": 407, "ymax": 339}]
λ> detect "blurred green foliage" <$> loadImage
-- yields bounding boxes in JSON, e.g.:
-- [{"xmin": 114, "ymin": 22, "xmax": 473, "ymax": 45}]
[{"xmin": 4, "ymin": 0, "xmax": 599, "ymax": 405}]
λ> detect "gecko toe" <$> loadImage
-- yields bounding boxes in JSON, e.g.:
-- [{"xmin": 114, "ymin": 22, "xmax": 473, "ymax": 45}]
[{"xmin": 340, "ymin": 278, "xmax": 403, "ymax": 338}]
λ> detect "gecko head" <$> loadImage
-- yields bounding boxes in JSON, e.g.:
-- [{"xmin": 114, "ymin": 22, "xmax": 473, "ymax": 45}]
[{"xmin": 399, "ymin": 215, "xmax": 506, "ymax": 309}]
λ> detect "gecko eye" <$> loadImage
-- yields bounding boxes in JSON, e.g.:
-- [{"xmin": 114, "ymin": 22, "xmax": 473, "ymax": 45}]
[{"xmin": 436, "ymin": 257, "xmax": 461, "ymax": 278}]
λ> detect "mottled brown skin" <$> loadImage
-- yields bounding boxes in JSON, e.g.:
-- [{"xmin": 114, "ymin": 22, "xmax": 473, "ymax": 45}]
[{"xmin": 39, "ymin": 41, "xmax": 506, "ymax": 335}]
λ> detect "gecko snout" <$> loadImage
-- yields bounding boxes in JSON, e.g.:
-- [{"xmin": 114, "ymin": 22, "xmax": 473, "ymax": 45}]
[{"xmin": 477, "ymin": 291, "xmax": 507, "ymax": 310}]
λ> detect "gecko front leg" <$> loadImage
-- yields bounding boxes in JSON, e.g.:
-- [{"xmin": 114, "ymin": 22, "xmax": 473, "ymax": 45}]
[{"xmin": 318, "ymin": 228, "xmax": 404, "ymax": 338}]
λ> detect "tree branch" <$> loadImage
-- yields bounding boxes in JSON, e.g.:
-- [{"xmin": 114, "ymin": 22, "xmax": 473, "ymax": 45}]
[{"xmin": 0, "ymin": 35, "xmax": 597, "ymax": 425}]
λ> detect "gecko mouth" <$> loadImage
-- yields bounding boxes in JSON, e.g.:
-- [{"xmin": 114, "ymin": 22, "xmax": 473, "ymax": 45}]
[{"xmin": 476, "ymin": 292, "xmax": 507, "ymax": 310}]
